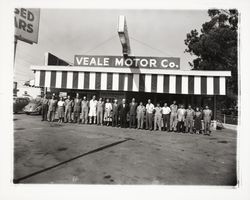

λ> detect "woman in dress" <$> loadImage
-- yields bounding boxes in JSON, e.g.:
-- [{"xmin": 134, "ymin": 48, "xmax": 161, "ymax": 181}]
[
  {"xmin": 57, "ymin": 97, "xmax": 65, "ymax": 123},
  {"xmin": 194, "ymin": 107, "xmax": 202, "ymax": 134}
]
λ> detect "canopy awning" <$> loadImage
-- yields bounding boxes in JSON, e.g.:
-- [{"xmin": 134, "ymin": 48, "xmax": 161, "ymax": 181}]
[{"xmin": 31, "ymin": 65, "xmax": 231, "ymax": 95}]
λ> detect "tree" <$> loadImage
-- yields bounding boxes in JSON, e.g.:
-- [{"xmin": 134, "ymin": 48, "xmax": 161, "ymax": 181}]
[{"xmin": 184, "ymin": 9, "xmax": 238, "ymax": 97}]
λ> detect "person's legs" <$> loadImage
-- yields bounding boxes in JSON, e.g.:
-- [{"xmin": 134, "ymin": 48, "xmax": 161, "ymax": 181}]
[
  {"xmin": 112, "ymin": 114, "xmax": 116, "ymax": 127},
  {"xmin": 170, "ymin": 114, "xmax": 174, "ymax": 131},
  {"xmin": 146, "ymin": 113, "xmax": 149, "ymax": 130},
  {"xmin": 52, "ymin": 111, "xmax": 55, "ymax": 122},
  {"xmin": 185, "ymin": 119, "xmax": 190, "ymax": 133},
  {"xmin": 100, "ymin": 111, "xmax": 103, "ymax": 125},
  {"xmin": 96, "ymin": 111, "xmax": 100, "ymax": 125},
  {"xmin": 129, "ymin": 115, "xmax": 132, "ymax": 128},
  {"xmin": 173, "ymin": 115, "xmax": 177, "ymax": 131},
  {"xmin": 137, "ymin": 116, "xmax": 140, "ymax": 129},
  {"xmin": 141, "ymin": 115, "xmax": 144, "ymax": 129},
  {"xmin": 204, "ymin": 120, "xmax": 207, "ymax": 134},
  {"xmin": 84, "ymin": 110, "xmax": 88, "ymax": 124},
  {"xmin": 157, "ymin": 116, "xmax": 161, "ymax": 131},
  {"xmin": 162, "ymin": 114, "xmax": 166, "ymax": 131},
  {"xmin": 177, "ymin": 121, "xmax": 180, "ymax": 132},
  {"xmin": 154, "ymin": 116, "xmax": 157, "ymax": 130},
  {"xmin": 166, "ymin": 114, "xmax": 170, "ymax": 131},
  {"xmin": 149, "ymin": 113, "xmax": 153, "ymax": 130},
  {"xmin": 64, "ymin": 108, "xmax": 68, "ymax": 123},
  {"xmin": 190, "ymin": 120, "xmax": 193, "ymax": 133}
]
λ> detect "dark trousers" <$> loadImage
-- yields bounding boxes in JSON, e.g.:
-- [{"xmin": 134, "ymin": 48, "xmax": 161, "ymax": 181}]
[
  {"xmin": 112, "ymin": 114, "xmax": 118, "ymax": 127},
  {"xmin": 74, "ymin": 110, "xmax": 81, "ymax": 123},
  {"xmin": 129, "ymin": 114, "xmax": 136, "ymax": 128},
  {"xmin": 120, "ymin": 114, "xmax": 127, "ymax": 128},
  {"xmin": 41, "ymin": 105, "xmax": 48, "ymax": 121},
  {"xmin": 146, "ymin": 113, "xmax": 153, "ymax": 130},
  {"xmin": 177, "ymin": 121, "xmax": 185, "ymax": 132},
  {"xmin": 162, "ymin": 114, "xmax": 170, "ymax": 131}
]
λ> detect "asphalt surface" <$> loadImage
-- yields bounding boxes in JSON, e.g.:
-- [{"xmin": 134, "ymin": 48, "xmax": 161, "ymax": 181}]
[{"xmin": 13, "ymin": 114, "xmax": 237, "ymax": 185}]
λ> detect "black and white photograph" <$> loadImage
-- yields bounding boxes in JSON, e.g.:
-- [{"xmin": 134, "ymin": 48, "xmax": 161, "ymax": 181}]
[{"xmin": 1, "ymin": 0, "xmax": 250, "ymax": 199}]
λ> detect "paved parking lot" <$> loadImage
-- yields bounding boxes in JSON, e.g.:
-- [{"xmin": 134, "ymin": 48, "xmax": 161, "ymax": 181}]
[{"xmin": 13, "ymin": 114, "xmax": 237, "ymax": 185}]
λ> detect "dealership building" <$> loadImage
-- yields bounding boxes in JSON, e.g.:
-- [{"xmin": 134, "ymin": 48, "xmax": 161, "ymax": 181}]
[{"xmin": 30, "ymin": 16, "xmax": 231, "ymax": 119}]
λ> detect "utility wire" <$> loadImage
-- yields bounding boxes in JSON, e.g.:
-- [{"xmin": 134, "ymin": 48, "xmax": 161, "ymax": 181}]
[
  {"xmin": 130, "ymin": 36, "xmax": 174, "ymax": 57},
  {"xmin": 81, "ymin": 34, "xmax": 118, "ymax": 54}
]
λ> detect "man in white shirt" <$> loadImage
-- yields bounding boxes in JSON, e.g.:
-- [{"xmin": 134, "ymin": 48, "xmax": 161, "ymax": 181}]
[
  {"xmin": 177, "ymin": 104, "xmax": 186, "ymax": 133},
  {"xmin": 146, "ymin": 99, "xmax": 154, "ymax": 131},
  {"xmin": 162, "ymin": 103, "xmax": 171, "ymax": 131},
  {"xmin": 104, "ymin": 98, "xmax": 112, "ymax": 126},
  {"xmin": 88, "ymin": 95, "xmax": 97, "ymax": 124}
]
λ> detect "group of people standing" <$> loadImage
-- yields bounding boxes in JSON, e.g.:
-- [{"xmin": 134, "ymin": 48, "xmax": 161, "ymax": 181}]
[{"xmin": 41, "ymin": 93, "xmax": 213, "ymax": 135}]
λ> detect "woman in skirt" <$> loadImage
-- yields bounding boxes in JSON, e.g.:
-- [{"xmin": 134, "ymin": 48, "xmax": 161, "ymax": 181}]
[
  {"xmin": 57, "ymin": 97, "xmax": 65, "ymax": 123},
  {"xmin": 194, "ymin": 107, "xmax": 202, "ymax": 134}
]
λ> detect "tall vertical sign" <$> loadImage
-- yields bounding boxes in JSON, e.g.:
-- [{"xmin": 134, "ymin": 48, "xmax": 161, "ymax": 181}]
[{"xmin": 118, "ymin": 15, "xmax": 131, "ymax": 56}]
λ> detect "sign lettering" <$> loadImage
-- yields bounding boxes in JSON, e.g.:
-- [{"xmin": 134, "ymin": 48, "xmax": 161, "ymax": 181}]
[{"xmin": 74, "ymin": 55, "xmax": 180, "ymax": 69}]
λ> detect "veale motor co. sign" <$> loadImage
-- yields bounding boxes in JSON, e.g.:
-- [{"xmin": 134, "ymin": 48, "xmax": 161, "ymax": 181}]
[{"xmin": 74, "ymin": 55, "xmax": 180, "ymax": 69}]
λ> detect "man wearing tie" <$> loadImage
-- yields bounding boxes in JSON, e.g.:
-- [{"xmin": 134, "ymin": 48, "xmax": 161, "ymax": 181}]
[
  {"xmin": 112, "ymin": 99, "xmax": 119, "ymax": 127},
  {"xmin": 118, "ymin": 99, "xmax": 129, "ymax": 128}
]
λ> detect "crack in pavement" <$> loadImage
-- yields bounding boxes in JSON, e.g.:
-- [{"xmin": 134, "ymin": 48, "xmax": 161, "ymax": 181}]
[{"xmin": 13, "ymin": 138, "xmax": 134, "ymax": 183}]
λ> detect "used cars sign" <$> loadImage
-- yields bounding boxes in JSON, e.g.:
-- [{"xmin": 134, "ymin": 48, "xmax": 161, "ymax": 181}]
[
  {"xmin": 74, "ymin": 55, "xmax": 180, "ymax": 69},
  {"xmin": 14, "ymin": 8, "xmax": 40, "ymax": 44}
]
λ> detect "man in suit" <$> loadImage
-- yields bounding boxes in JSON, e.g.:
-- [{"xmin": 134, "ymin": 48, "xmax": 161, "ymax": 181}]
[
  {"xmin": 73, "ymin": 93, "xmax": 81, "ymax": 124},
  {"xmin": 47, "ymin": 94, "xmax": 57, "ymax": 122},
  {"xmin": 64, "ymin": 95, "xmax": 73, "ymax": 123},
  {"xmin": 41, "ymin": 94, "xmax": 49, "ymax": 121},
  {"xmin": 112, "ymin": 99, "xmax": 119, "ymax": 127},
  {"xmin": 118, "ymin": 98, "xmax": 129, "ymax": 128},
  {"xmin": 129, "ymin": 98, "xmax": 138, "ymax": 128}
]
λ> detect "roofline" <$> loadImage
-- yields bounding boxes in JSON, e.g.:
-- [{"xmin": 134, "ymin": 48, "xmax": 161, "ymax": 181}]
[{"xmin": 30, "ymin": 65, "xmax": 231, "ymax": 77}]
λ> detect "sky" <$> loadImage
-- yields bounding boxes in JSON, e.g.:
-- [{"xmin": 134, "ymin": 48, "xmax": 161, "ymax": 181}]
[{"xmin": 14, "ymin": 9, "xmax": 210, "ymax": 86}]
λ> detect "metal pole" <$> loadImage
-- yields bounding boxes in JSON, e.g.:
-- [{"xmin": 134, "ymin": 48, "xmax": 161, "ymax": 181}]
[
  {"xmin": 213, "ymin": 95, "xmax": 217, "ymax": 120},
  {"xmin": 14, "ymin": 36, "xmax": 18, "ymax": 64}
]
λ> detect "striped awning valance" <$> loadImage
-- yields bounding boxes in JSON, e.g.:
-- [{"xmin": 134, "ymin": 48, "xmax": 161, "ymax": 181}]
[{"xmin": 31, "ymin": 66, "xmax": 231, "ymax": 95}]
